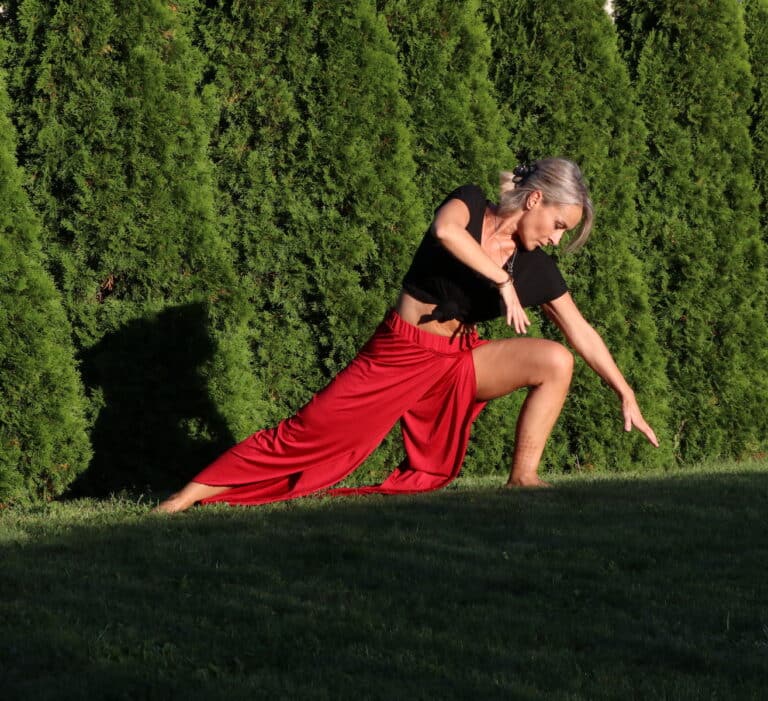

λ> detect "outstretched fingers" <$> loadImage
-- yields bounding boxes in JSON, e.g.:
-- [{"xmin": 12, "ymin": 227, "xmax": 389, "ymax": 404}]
[
  {"xmin": 622, "ymin": 397, "xmax": 659, "ymax": 447},
  {"xmin": 500, "ymin": 284, "xmax": 530, "ymax": 335}
]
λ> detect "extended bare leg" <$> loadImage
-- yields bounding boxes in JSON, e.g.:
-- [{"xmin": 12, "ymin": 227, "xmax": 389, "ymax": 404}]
[
  {"xmin": 153, "ymin": 482, "xmax": 231, "ymax": 513},
  {"xmin": 473, "ymin": 337, "xmax": 573, "ymax": 487}
]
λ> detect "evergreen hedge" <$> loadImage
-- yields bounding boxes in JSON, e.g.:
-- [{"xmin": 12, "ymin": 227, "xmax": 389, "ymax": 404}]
[
  {"xmin": 0, "ymin": 71, "xmax": 91, "ymax": 504},
  {"xmin": 271, "ymin": 0, "xmax": 423, "ymax": 375},
  {"xmin": 1, "ymin": 0, "xmax": 261, "ymax": 494},
  {"xmin": 195, "ymin": 0, "xmax": 425, "ymax": 481},
  {"xmin": 2, "ymin": 0, "xmax": 767, "ymax": 500},
  {"xmin": 615, "ymin": 0, "xmax": 768, "ymax": 461},
  {"xmin": 744, "ymin": 0, "xmax": 768, "ymax": 231},
  {"xmin": 376, "ymin": 0, "xmax": 512, "ymax": 204},
  {"xmin": 484, "ymin": 0, "xmax": 673, "ymax": 471},
  {"xmin": 192, "ymin": 0, "xmax": 326, "ymax": 428}
]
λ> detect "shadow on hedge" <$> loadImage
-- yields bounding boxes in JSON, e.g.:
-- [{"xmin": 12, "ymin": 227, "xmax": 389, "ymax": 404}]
[{"xmin": 66, "ymin": 303, "xmax": 234, "ymax": 498}]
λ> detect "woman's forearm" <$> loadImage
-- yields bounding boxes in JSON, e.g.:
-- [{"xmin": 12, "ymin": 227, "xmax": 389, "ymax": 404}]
[
  {"xmin": 561, "ymin": 318, "xmax": 634, "ymax": 399},
  {"xmin": 543, "ymin": 295, "xmax": 631, "ymax": 395},
  {"xmin": 433, "ymin": 223, "xmax": 509, "ymax": 285},
  {"xmin": 545, "ymin": 294, "xmax": 659, "ymax": 447}
]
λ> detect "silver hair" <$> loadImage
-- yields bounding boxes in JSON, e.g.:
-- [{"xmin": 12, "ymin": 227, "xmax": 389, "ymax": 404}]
[{"xmin": 498, "ymin": 158, "xmax": 594, "ymax": 252}]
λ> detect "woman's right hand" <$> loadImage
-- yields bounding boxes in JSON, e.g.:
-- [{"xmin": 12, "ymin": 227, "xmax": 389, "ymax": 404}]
[{"xmin": 499, "ymin": 281, "xmax": 530, "ymax": 334}]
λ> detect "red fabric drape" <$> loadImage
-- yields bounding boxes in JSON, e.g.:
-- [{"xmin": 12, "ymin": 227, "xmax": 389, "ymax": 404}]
[{"xmin": 195, "ymin": 310, "xmax": 487, "ymax": 506}]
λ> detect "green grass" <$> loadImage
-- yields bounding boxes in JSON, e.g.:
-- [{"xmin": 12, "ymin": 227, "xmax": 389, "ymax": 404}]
[{"xmin": 2, "ymin": 460, "xmax": 768, "ymax": 700}]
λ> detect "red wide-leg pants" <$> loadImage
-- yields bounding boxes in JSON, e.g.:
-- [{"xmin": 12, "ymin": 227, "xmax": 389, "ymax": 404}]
[{"xmin": 195, "ymin": 310, "xmax": 488, "ymax": 506}]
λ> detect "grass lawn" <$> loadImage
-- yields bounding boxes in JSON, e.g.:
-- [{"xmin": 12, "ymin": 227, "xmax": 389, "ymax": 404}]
[{"xmin": 1, "ymin": 460, "xmax": 767, "ymax": 700}]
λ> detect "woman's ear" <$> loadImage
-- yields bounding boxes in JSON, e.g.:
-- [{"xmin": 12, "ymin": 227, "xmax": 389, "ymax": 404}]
[{"xmin": 526, "ymin": 190, "xmax": 543, "ymax": 209}]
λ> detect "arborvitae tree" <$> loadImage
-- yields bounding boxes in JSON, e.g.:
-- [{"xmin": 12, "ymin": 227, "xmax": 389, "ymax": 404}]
[
  {"xmin": 191, "ymin": 0, "xmax": 325, "ymax": 426},
  {"xmin": 483, "ymin": 0, "xmax": 674, "ymax": 471},
  {"xmin": 284, "ymin": 0, "xmax": 424, "ymax": 375},
  {"xmin": 195, "ymin": 0, "xmax": 424, "ymax": 480},
  {"xmin": 0, "ymin": 71, "xmax": 91, "ymax": 503},
  {"xmin": 2, "ymin": 0, "xmax": 261, "ymax": 492},
  {"xmin": 375, "ymin": 0, "xmax": 513, "ymax": 204},
  {"xmin": 744, "ymin": 0, "xmax": 768, "ymax": 231},
  {"xmin": 614, "ymin": 0, "xmax": 768, "ymax": 460}
]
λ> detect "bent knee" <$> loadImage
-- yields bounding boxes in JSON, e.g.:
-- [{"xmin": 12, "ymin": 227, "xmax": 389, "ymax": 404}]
[{"xmin": 542, "ymin": 341, "xmax": 573, "ymax": 380}]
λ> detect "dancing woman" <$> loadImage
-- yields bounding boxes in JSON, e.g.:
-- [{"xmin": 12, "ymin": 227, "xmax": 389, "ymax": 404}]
[{"xmin": 156, "ymin": 158, "xmax": 658, "ymax": 512}]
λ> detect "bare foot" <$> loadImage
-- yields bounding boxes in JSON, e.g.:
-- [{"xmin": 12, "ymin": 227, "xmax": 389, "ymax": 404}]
[
  {"xmin": 151, "ymin": 482, "xmax": 230, "ymax": 514},
  {"xmin": 152, "ymin": 493, "xmax": 192, "ymax": 514},
  {"xmin": 504, "ymin": 475, "xmax": 552, "ymax": 488}
]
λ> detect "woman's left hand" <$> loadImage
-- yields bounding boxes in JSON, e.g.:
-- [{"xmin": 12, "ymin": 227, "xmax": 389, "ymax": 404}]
[
  {"xmin": 499, "ymin": 282, "xmax": 530, "ymax": 335},
  {"xmin": 622, "ymin": 394, "xmax": 659, "ymax": 447}
]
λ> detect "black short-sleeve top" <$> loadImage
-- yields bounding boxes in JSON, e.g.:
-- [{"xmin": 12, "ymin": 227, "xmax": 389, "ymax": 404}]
[{"xmin": 401, "ymin": 184, "xmax": 568, "ymax": 323}]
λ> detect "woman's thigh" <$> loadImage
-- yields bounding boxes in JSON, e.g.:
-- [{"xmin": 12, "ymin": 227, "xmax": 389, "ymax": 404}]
[{"xmin": 472, "ymin": 337, "xmax": 573, "ymax": 401}]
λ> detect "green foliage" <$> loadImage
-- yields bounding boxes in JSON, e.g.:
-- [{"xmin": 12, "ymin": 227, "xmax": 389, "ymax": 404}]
[
  {"xmin": 271, "ymin": 0, "xmax": 423, "ymax": 373},
  {"xmin": 5, "ymin": 0, "xmax": 224, "ymax": 339},
  {"xmin": 1, "ymin": 0, "xmax": 261, "ymax": 494},
  {"xmin": 0, "ymin": 71, "xmax": 91, "ymax": 504},
  {"xmin": 744, "ymin": 0, "xmax": 768, "ymax": 230},
  {"xmin": 195, "ymin": 0, "xmax": 424, "ymax": 480},
  {"xmin": 614, "ymin": 0, "xmax": 768, "ymax": 461},
  {"xmin": 483, "ymin": 0, "xmax": 673, "ymax": 471},
  {"xmin": 2, "ymin": 0, "xmax": 766, "ymax": 495},
  {"xmin": 191, "ymin": 0, "xmax": 320, "ymax": 425},
  {"xmin": 375, "ymin": 0, "xmax": 521, "ymax": 476},
  {"xmin": 376, "ymin": 0, "xmax": 513, "ymax": 204}
]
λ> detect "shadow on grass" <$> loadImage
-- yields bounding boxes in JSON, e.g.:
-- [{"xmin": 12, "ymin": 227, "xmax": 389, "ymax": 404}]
[{"xmin": 2, "ymin": 470, "xmax": 767, "ymax": 700}]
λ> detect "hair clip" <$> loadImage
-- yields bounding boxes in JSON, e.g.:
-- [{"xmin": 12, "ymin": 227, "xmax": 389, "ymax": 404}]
[{"xmin": 512, "ymin": 163, "xmax": 536, "ymax": 183}]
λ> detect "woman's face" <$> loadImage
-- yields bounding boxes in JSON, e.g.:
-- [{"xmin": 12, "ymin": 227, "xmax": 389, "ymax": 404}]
[{"xmin": 515, "ymin": 195, "xmax": 583, "ymax": 251}]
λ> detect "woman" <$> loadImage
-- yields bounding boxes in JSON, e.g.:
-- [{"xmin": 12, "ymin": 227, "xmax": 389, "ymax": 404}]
[{"xmin": 156, "ymin": 158, "xmax": 658, "ymax": 512}]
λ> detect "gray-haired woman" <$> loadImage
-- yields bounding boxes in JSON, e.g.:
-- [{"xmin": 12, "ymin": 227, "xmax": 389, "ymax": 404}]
[{"xmin": 156, "ymin": 158, "xmax": 657, "ymax": 512}]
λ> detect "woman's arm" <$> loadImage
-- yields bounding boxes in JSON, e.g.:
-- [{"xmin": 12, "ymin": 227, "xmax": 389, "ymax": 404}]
[
  {"xmin": 433, "ymin": 198, "xmax": 530, "ymax": 334},
  {"xmin": 542, "ymin": 292, "xmax": 659, "ymax": 447}
]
